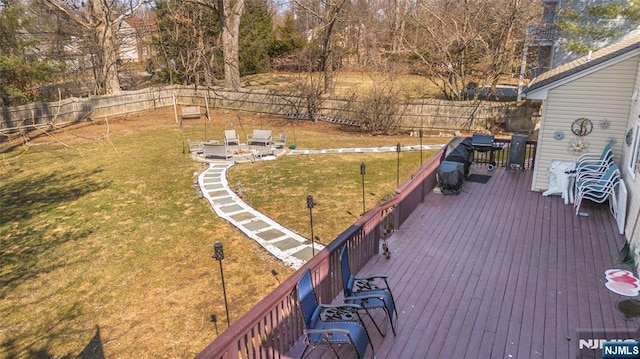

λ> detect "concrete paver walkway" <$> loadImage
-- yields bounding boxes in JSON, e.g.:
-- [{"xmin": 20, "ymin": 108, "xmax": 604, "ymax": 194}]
[
  {"xmin": 197, "ymin": 144, "xmax": 445, "ymax": 269},
  {"xmin": 198, "ymin": 162, "xmax": 318, "ymax": 269}
]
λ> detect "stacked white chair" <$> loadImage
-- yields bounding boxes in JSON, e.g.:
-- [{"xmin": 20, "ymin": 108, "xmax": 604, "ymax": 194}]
[
  {"xmin": 573, "ymin": 144, "xmax": 614, "ymax": 205},
  {"xmin": 574, "ymin": 164, "xmax": 620, "ymax": 216},
  {"xmin": 575, "ymin": 143, "xmax": 613, "ymax": 179}
]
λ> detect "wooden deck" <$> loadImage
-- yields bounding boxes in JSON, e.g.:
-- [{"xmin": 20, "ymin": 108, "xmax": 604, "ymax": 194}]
[{"xmin": 301, "ymin": 167, "xmax": 639, "ymax": 358}]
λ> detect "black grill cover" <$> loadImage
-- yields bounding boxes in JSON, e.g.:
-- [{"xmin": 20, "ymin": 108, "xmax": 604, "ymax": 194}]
[
  {"xmin": 438, "ymin": 161, "xmax": 465, "ymax": 195},
  {"xmin": 444, "ymin": 137, "xmax": 473, "ymax": 177}
]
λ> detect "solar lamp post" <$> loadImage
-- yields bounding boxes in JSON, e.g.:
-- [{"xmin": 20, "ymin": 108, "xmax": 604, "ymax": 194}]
[
  {"xmin": 360, "ymin": 162, "xmax": 366, "ymax": 214},
  {"xmin": 307, "ymin": 195, "xmax": 316, "ymax": 256},
  {"xmin": 213, "ymin": 241, "xmax": 231, "ymax": 327},
  {"xmin": 396, "ymin": 143, "xmax": 401, "ymax": 188},
  {"xmin": 419, "ymin": 129, "xmax": 424, "ymax": 165}
]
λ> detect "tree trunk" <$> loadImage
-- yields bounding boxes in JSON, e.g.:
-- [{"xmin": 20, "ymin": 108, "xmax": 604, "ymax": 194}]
[
  {"xmin": 323, "ymin": 48, "xmax": 333, "ymax": 93},
  {"xmin": 37, "ymin": 0, "xmax": 142, "ymax": 95},
  {"xmin": 319, "ymin": 0, "xmax": 346, "ymax": 95},
  {"xmin": 93, "ymin": 20, "xmax": 122, "ymax": 95},
  {"xmin": 220, "ymin": 0, "xmax": 244, "ymax": 90},
  {"xmin": 88, "ymin": 0, "xmax": 122, "ymax": 95}
]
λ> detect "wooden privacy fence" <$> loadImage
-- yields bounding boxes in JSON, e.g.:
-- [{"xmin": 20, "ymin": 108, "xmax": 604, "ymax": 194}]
[{"xmin": 1, "ymin": 85, "xmax": 540, "ymax": 137}]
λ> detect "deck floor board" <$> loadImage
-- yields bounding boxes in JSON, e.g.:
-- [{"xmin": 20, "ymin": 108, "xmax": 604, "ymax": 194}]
[
  {"xmin": 296, "ymin": 167, "xmax": 637, "ymax": 359},
  {"xmin": 332, "ymin": 167, "xmax": 638, "ymax": 359}
]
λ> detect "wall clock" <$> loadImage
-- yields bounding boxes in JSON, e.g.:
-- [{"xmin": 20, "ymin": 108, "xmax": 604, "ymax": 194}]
[{"xmin": 571, "ymin": 118, "xmax": 593, "ymax": 136}]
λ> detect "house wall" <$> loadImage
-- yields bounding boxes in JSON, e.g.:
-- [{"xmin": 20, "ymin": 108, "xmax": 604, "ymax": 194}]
[
  {"xmin": 119, "ymin": 22, "xmax": 139, "ymax": 62},
  {"xmin": 551, "ymin": 1, "xmax": 640, "ymax": 68},
  {"xmin": 531, "ymin": 55, "xmax": 639, "ymax": 192},
  {"xmin": 622, "ymin": 59, "xmax": 640, "ymax": 261}
]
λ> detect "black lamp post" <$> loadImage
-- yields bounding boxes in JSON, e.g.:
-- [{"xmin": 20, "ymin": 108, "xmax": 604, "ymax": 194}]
[
  {"xmin": 213, "ymin": 241, "xmax": 231, "ymax": 327},
  {"xmin": 419, "ymin": 129, "xmax": 424, "ymax": 165},
  {"xmin": 360, "ymin": 162, "xmax": 366, "ymax": 214},
  {"xmin": 396, "ymin": 143, "xmax": 401, "ymax": 188},
  {"xmin": 307, "ymin": 195, "xmax": 316, "ymax": 256}
]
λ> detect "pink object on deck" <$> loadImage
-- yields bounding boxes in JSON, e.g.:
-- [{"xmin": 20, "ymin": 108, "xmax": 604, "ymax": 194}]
[{"xmin": 605, "ymin": 269, "xmax": 640, "ymax": 296}]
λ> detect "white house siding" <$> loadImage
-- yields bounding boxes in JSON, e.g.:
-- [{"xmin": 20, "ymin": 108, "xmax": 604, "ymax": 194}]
[
  {"xmin": 118, "ymin": 22, "xmax": 138, "ymax": 62},
  {"xmin": 623, "ymin": 59, "xmax": 640, "ymax": 256},
  {"xmin": 531, "ymin": 56, "xmax": 639, "ymax": 192}
]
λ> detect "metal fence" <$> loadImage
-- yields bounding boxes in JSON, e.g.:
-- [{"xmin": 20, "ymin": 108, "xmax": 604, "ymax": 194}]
[{"xmin": 472, "ymin": 137, "xmax": 537, "ymax": 170}]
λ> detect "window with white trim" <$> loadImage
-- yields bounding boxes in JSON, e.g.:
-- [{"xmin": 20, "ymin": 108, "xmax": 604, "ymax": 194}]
[{"xmin": 628, "ymin": 121, "xmax": 640, "ymax": 179}]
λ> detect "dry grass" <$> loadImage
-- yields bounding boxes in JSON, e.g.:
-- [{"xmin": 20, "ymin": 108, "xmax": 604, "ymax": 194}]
[
  {"xmin": 227, "ymin": 151, "xmax": 437, "ymax": 243},
  {"xmin": 0, "ymin": 107, "xmax": 445, "ymax": 358},
  {"xmin": 242, "ymin": 72, "xmax": 445, "ymax": 99}
]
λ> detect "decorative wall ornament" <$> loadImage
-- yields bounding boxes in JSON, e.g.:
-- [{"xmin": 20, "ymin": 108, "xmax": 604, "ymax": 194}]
[
  {"xmin": 553, "ymin": 131, "xmax": 565, "ymax": 140},
  {"xmin": 571, "ymin": 117, "xmax": 593, "ymax": 136},
  {"xmin": 608, "ymin": 137, "xmax": 617, "ymax": 146},
  {"xmin": 627, "ymin": 127, "xmax": 634, "ymax": 146},
  {"xmin": 569, "ymin": 138, "xmax": 589, "ymax": 153},
  {"xmin": 600, "ymin": 119, "xmax": 609, "ymax": 129}
]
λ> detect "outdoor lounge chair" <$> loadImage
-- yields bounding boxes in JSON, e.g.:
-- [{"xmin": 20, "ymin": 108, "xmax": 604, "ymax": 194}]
[
  {"xmin": 224, "ymin": 130, "xmax": 240, "ymax": 146},
  {"xmin": 574, "ymin": 164, "xmax": 620, "ymax": 216},
  {"xmin": 202, "ymin": 143, "xmax": 231, "ymax": 160},
  {"xmin": 247, "ymin": 129, "xmax": 272, "ymax": 146},
  {"xmin": 187, "ymin": 139, "xmax": 204, "ymax": 154},
  {"xmin": 296, "ymin": 269, "xmax": 374, "ymax": 359},
  {"xmin": 340, "ymin": 246, "xmax": 398, "ymax": 337},
  {"xmin": 273, "ymin": 132, "xmax": 287, "ymax": 148}
]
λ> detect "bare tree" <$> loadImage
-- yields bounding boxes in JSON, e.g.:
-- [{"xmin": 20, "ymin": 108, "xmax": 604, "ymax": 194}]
[
  {"xmin": 390, "ymin": 0, "xmax": 410, "ymax": 52},
  {"xmin": 353, "ymin": 74, "xmax": 405, "ymax": 134},
  {"xmin": 35, "ymin": 0, "xmax": 143, "ymax": 95},
  {"xmin": 341, "ymin": 0, "xmax": 388, "ymax": 68},
  {"xmin": 189, "ymin": 0, "xmax": 244, "ymax": 90},
  {"xmin": 404, "ymin": 0, "xmax": 540, "ymax": 100},
  {"xmin": 153, "ymin": 1, "xmax": 222, "ymax": 86},
  {"xmin": 295, "ymin": 0, "xmax": 348, "ymax": 94}
]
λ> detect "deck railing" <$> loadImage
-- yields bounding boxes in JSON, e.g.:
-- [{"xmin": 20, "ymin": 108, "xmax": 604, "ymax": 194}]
[
  {"xmin": 526, "ymin": 23, "xmax": 557, "ymax": 44},
  {"xmin": 472, "ymin": 137, "xmax": 537, "ymax": 170},
  {"xmin": 195, "ymin": 138, "xmax": 536, "ymax": 359}
]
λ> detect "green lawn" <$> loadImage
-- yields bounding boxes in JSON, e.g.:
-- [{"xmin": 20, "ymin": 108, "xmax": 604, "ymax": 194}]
[{"xmin": 0, "ymin": 107, "xmax": 443, "ymax": 358}]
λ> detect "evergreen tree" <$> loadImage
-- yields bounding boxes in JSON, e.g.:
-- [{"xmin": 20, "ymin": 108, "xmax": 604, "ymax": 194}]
[
  {"xmin": 0, "ymin": 0, "xmax": 59, "ymax": 105},
  {"xmin": 557, "ymin": 0, "xmax": 640, "ymax": 55},
  {"xmin": 239, "ymin": 0, "xmax": 274, "ymax": 75},
  {"xmin": 270, "ymin": 12, "xmax": 304, "ymax": 57}
]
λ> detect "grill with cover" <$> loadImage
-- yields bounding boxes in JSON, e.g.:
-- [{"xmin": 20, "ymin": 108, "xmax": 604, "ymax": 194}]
[{"xmin": 437, "ymin": 161, "xmax": 465, "ymax": 195}]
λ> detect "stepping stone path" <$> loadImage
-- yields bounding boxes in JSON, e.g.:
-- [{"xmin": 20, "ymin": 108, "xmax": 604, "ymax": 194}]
[
  {"xmin": 198, "ymin": 162, "xmax": 319, "ymax": 269},
  {"xmin": 287, "ymin": 144, "xmax": 436, "ymax": 155},
  {"xmin": 197, "ymin": 144, "xmax": 445, "ymax": 269}
]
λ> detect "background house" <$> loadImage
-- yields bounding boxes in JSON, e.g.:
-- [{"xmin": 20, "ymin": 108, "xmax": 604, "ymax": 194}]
[
  {"xmin": 118, "ymin": 17, "xmax": 156, "ymax": 63},
  {"xmin": 525, "ymin": 0, "xmax": 640, "ymax": 78},
  {"xmin": 525, "ymin": 33, "xmax": 640, "ymax": 269}
]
